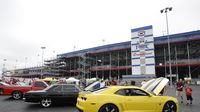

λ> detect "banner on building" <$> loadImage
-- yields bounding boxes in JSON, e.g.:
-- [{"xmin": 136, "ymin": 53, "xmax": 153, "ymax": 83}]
[{"xmin": 131, "ymin": 25, "xmax": 155, "ymax": 76}]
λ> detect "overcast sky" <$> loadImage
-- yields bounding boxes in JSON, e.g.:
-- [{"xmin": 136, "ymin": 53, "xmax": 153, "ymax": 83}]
[{"xmin": 0, "ymin": 0, "xmax": 200, "ymax": 73}]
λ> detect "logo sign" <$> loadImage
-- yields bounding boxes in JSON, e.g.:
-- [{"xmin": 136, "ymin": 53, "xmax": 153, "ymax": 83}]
[
  {"xmin": 138, "ymin": 30, "xmax": 145, "ymax": 36},
  {"xmin": 131, "ymin": 25, "xmax": 155, "ymax": 76}
]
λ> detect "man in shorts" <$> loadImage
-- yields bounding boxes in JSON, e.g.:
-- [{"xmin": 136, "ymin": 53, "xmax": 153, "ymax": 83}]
[{"xmin": 176, "ymin": 79, "xmax": 184, "ymax": 103}]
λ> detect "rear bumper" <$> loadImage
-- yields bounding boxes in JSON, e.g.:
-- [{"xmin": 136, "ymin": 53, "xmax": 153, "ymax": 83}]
[
  {"xmin": 76, "ymin": 98, "xmax": 100, "ymax": 112},
  {"xmin": 77, "ymin": 108, "xmax": 83, "ymax": 112}
]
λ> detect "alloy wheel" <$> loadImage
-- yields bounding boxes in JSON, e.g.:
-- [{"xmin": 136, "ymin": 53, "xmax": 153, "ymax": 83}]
[
  {"xmin": 99, "ymin": 104, "xmax": 119, "ymax": 112},
  {"xmin": 12, "ymin": 91, "xmax": 22, "ymax": 100},
  {"xmin": 41, "ymin": 98, "xmax": 52, "ymax": 107},
  {"xmin": 162, "ymin": 101, "xmax": 177, "ymax": 112}
]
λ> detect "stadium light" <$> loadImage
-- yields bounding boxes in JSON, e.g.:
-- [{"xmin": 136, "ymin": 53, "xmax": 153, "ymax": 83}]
[
  {"xmin": 41, "ymin": 46, "xmax": 46, "ymax": 79},
  {"xmin": 160, "ymin": 7, "xmax": 173, "ymax": 88}
]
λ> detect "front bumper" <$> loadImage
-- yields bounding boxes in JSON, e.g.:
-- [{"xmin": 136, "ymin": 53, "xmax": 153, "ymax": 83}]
[{"xmin": 23, "ymin": 97, "xmax": 40, "ymax": 103}]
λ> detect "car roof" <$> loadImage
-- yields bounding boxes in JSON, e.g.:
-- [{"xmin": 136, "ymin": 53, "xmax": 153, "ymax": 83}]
[
  {"xmin": 44, "ymin": 83, "xmax": 81, "ymax": 91},
  {"xmin": 55, "ymin": 83, "xmax": 75, "ymax": 85},
  {"xmin": 93, "ymin": 86, "xmax": 144, "ymax": 94},
  {"xmin": 92, "ymin": 77, "xmax": 169, "ymax": 96},
  {"xmin": 107, "ymin": 86, "xmax": 141, "ymax": 89}
]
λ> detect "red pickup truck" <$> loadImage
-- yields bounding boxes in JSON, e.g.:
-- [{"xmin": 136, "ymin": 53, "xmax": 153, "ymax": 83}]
[{"xmin": 0, "ymin": 80, "xmax": 48, "ymax": 100}]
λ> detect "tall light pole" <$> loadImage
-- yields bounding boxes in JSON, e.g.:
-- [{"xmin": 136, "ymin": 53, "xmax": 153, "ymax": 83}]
[
  {"xmin": 102, "ymin": 39, "xmax": 105, "ymax": 45},
  {"xmin": 41, "ymin": 47, "xmax": 46, "ymax": 79},
  {"xmin": 161, "ymin": 7, "xmax": 173, "ymax": 88},
  {"xmin": 2, "ymin": 59, "xmax": 7, "ymax": 76},
  {"xmin": 53, "ymin": 50, "xmax": 56, "ymax": 57},
  {"xmin": 15, "ymin": 60, "xmax": 18, "ymax": 70},
  {"xmin": 25, "ymin": 57, "xmax": 28, "ymax": 68}
]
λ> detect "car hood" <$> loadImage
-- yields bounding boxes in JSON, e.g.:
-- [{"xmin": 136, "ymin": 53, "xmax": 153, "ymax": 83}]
[{"xmin": 141, "ymin": 77, "xmax": 169, "ymax": 96}]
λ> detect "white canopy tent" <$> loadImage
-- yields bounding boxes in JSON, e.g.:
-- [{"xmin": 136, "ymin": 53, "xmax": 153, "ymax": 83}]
[
  {"xmin": 86, "ymin": 78, "xmax": 97, "ymax": 85},
  {"xmin": 66, "ymin": 77, "xmax": 80, "ymax": 85}
]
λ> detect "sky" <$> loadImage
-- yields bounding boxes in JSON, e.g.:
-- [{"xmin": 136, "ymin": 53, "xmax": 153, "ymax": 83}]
[{"xmin": 0, "ymin": 0, "xmax": 200, "ymax": 73}]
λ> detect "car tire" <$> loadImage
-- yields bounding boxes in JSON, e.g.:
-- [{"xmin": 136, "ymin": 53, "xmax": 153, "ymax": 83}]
[
  {"xmin": 40, "ymin": 98, "xmax": 52, "ymax": 108},
  {"xmin": 0, "ymin": 88, "xmax": 3, "ymax": 95},
  {"xmin": 12, "ymin": 91, "xmax": 22, "ymax": 100},
  {"xmin": 99, "ymin": 104, "xmax": 119, "ymax": 112},
  {"xmin": 162, "ymin": 101, "xmax": 177, "ymax": 112}
]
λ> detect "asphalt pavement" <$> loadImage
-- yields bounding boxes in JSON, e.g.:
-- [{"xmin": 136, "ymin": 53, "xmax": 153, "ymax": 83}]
[
  {"xmin": 0, "ymin": 96, "xmax": 78, "ymax": 112},
  {"xmin": 164, "ymin": 85, "xmax": 200, "ymax": 112}
]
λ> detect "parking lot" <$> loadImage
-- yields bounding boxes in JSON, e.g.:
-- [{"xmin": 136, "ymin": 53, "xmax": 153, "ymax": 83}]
[
  {"xmin": 0, "ymin": 96, "xmax": 78, "ymax": 112},
  {"xmin": 164, "ymin": 85, "xmax": 200, "ymax": 112},
  {"xmin": 0, "ymin": 85, "xmax": 199, "ymax": 112}
]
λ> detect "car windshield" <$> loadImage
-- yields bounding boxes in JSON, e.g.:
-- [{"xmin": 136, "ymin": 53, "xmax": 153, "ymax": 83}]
[
  {"xmin": 0, "ymin": 82, "xmax": 10, "ymax": 86},
  {"xmin": 43, "ymin": 84, "xmax": 54, "ymax": 91}
]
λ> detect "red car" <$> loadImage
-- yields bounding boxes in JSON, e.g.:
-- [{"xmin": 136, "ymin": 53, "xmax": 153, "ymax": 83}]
[
  {"xmin": 0, "ymin": 82, "xmax": 10, "ymax": 95},
  {"xmin": 0, "ymin": 80, "xmax": 48, "ymax": 100}
]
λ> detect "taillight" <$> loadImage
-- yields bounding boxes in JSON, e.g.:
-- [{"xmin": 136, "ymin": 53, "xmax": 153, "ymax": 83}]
[{"xmin": 81, "ymin": 97, "xmax": 87, "ymax": 101}]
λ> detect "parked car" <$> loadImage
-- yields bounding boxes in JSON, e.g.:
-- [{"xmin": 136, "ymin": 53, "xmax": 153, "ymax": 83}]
[
  {"xmin": 1, "ymin": 80, "xmax": 48, "ymax": 100},
  {"xmin": 0, "ymin": 82, "xmax": 10, "ymax": 95},
  {"xmin": 24, "ymin": 84, "xmax": 81, "ymax": 107},
  {"xmin": 76, "ymin": 77, "xmax": 179, "ymax": 112}
]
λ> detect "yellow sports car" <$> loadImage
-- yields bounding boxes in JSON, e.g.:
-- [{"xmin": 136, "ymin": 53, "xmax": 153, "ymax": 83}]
[{"xmin": 76, "ymin": 77, "xmax": 179, "ymax": 112}]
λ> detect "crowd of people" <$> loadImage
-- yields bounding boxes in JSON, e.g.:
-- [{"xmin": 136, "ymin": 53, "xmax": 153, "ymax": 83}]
[{"xmin": 97, "ymin": 79, "xmax": 130, "ymax": 86}]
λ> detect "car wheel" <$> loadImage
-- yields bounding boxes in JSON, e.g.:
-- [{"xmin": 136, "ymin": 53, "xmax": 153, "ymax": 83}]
[
  {"xmin": 99, "ymin": 104, "xmax": 119, "ymax": 112},
  {"xmin": 162, "ymin": 101, "xmax": 177, "ymax": 112},
  {"xmin": 12, "ymin": 91, "xmax": 22, "ymax": 100},
  {"xmin": 0, "ymin": 88, "xmax": 3, "ymax": 95},
  {"xmin": 40, "ymin": 98, "xmax": 52, "ymax": 108}
]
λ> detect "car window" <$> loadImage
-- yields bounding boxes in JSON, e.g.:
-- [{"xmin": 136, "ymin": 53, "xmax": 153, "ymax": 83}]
[
  {"xmin": 44, "ymin": 85, "xmax": 55, "ymax": 91},
  {"xmin": 53, "ymin": 85, "xmax": 62, "ymax": 92},
  {"xmin": 115, "ymin": 89, "xmax": 126, "ymax": 96},
  {"xmin": 35, "ymin": 82, "xmax": 46, "ymax": 87},
  {"xmin": 115, "ymin": 88, "xmax": 148, "ymax": 96},
  {"xmin": 130, "ymin": 89, "xmax": 148, "ymax": 96},
  {"xmin": 62, "ymin": 85, "xmax": 79, "ymax": 92}
]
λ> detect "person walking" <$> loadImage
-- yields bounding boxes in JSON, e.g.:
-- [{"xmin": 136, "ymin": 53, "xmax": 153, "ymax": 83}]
[
  {"xmin": 185, "ymin": 82, "xmax": 193, "ymax": 105},
  {"xmin": 141, "ymin": 80, "xmax": 146, "ymax": 86},
  {"xmin": 176, "ymin": 79, "xmax": 184, "ymax": 103},
  {"xmin": 51, "ymin": 78, "xmax": 57, "ymax": 85},
  {"xmin": 100, "ymin": 80, "xmax": 105, "ymax": 88}
]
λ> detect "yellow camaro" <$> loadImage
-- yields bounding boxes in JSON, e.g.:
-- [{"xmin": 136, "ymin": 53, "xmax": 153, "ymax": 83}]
[{"xmin": 76, "ymin": 77, "xmax": 179, "ymax": 112}]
